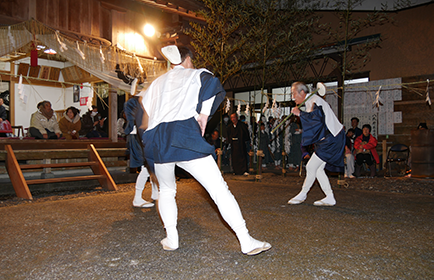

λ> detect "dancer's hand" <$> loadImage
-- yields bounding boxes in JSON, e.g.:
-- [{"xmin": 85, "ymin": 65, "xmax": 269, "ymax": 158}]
[
  {"xmin": 197, "ymin": 113, "xmax": 208, "ymax": 136},
  {"xmin": 291, "ymin": 107, "xmax": 300, "ymax": 116}
]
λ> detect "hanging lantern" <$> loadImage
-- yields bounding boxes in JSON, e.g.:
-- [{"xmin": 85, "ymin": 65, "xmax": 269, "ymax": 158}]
[{"xmin": 30, "ymin": 48, "xmax": 38, "ymax": 67}]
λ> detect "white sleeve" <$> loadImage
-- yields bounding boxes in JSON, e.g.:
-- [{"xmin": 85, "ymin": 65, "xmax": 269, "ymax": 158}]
[{"xmin": 200, "ymin": 96, "xmax": 216, "ymax": 115}]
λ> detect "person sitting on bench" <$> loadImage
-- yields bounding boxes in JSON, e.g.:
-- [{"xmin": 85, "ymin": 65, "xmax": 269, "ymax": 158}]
[
  {"xmin": 59, "ymin": 106, "xmax": 81, "ymax": 139},
  {"xmin": 29, "ymin": 100, "xmax": 62, "ymax": 139},
  {"xmin": 354, "ymin": 124, "xmax": 379, "ymax": 178},
  {"xmin": 80, "ymin": 105, "xmax": 108, "ymax": 138}
]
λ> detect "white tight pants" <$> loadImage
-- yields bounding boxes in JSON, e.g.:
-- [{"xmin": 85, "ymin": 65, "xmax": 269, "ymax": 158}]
[
  {"xmin": 155, "ymin": 155, "xmax": 249, "ymax": 243},
  {"xmin": 135, "ymin": 166, "xmax": 159, "ymax": 201},
  {"xmin": 345, "ymin": 153, "xmax": 355, "ymax": 177},
  {"xmin": 301, "ymin": 153, "xmax": 333, "ymax": 197}
]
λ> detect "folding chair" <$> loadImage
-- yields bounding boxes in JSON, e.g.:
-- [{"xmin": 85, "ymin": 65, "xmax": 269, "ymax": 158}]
[{"xmin": 385, "ymin": 144, "xmax": 409, "ymax": 177}]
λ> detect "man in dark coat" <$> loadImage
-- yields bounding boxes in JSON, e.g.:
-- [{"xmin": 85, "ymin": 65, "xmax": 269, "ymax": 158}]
[{"xmin": 227, "ymin": 113, "xmax": 250, "ymax": 175}]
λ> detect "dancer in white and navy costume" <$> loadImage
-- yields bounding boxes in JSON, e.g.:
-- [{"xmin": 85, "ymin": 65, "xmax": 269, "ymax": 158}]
[
  {"xmin": 124, "ymin": 96, "xmax": 158, "ymax": 208},
  {"xmin": 287, "ymin": 82, "xmax": 345, "ymax": 206},
  {"xmin": 139, "ymin": 45, "xmax": 271, "ymax": 255}
]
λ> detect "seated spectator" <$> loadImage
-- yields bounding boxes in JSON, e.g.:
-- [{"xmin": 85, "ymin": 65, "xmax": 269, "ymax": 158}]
[
  {"xmin": 0, "ymin": 97, "xmax": 6, "ymax": 122},
  {"xmin": 80, "ymin": 105, "xmax": 107, "ymax": 138},
  {"xmin": 0, "ymin": 97, "xmax": 12, "ymax": 137},
  {"xmin": 354, "ymin": 124, "xmax": 379, "ymax": 177},
  {"xmin": 59, "ymin": 106, "xmax": 81, "ymax": 139},
  {"xmin": 344, "ymin": 128, "xmax": 355, "ymax": 178},
  {"xmin": 117, "ymin": 110, "xmax": 127, "ymax": 139},
  {"xmin": 29, "ymin": 100, "xmax": 62, "ymax": 139},
  {"xmin": 207, "ymin": 129, "xmax": 221, "ymax": 152}
]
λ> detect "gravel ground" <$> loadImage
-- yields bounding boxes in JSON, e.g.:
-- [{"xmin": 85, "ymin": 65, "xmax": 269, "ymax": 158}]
[
  {"xmin": 1, "ymin": 169, "xmax": 432, "ymax": 207},
  {"xmin": 1, "ymin": 171, "xmax": 433, "ymax": 279}
]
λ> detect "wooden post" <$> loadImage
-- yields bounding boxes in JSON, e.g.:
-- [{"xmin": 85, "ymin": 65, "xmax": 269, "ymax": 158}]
[
  {"xmin": 10, "ymin": 62, "xmax": 15, "ymax": 126},
  {"xmin": 216, "ymin": 148, "xmax": 222, "ymax": 170},
  {"xmin": 382, "ymin": 139, "xmax": 387, "ymax": 170},
  {"xmin": 249, "ymin": 150, "xmax": 254, "ymax": 173},
  {"xmin": 109, "ymin": 89, "xmax": 118, "ymax": 142},
  {"xmin": 256, "ymin": 150, "xmax": 264, "ymax": 181}
]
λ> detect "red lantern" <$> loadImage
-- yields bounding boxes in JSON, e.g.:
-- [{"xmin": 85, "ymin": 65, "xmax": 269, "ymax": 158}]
[{"xmin": 30, "ymin": 49, "xmax": 38, "ymax": 67}]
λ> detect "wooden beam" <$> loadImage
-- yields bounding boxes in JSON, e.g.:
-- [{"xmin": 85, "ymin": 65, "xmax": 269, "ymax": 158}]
[
  {"xmin": 88, "ymin": 144, "xmax": 117, "ymax": 191},
  {"xmin": 20, "ymin": 161, "xmax": 98, "ymax": 170},
  {"xmin": 4, "ymin": 145, "xmax": 32, "ymax": 200},
  {"xmin": 27, "ymin": 174, "xmax": 105, "ymax": 185}
]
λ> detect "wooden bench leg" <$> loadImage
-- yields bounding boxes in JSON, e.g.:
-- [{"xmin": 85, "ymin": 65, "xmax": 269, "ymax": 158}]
[
  {"xmin": 88, "ymin": 144, "xmax": 117, "ymax": 191},
  {"xmin": 5, "ymin": 145, "xmax": 33, "ymax": 200}
]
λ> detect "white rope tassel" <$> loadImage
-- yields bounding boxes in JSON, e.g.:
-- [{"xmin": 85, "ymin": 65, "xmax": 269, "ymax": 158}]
[
  {"xmin": 426, "ymin": 79, "xmax": 432, "ymax": 106},
  {"xmin": 55, "ymin": 30, "xmax": 68, "ymax": 52},
  {"xmin": 99, "ymin": 45, "xmax": 105, "ymax": 64},
  {"xmin": 75, "ymin": 41, "xmax": 85, "ymax": 60},
  {"xmin": 134, "ymin": 54, "xmax": 144, "ymax": 73},
  {"xmin": 8, "ymin": 26, "xmax": 16, "ymax": 49}
]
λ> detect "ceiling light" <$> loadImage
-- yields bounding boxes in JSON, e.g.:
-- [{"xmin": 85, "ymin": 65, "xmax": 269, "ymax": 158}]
[
  {"xmin": 144, "ymin": 24, "xmax": 155, "ymax": 37},
  {"xmin": 44, "ymin": 49, "xmax": 57, "ymax": 54}
]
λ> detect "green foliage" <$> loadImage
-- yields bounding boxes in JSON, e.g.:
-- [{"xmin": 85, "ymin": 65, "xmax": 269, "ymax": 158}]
[
  {"xmin": 243, "ymin": 0, "xmax": 320, "ymax": 88},
  {"xmin": 184, "ymin": 0, "xmax": 321, "ymax": 87},
  {"xmin": 184, "ymin": 0, "xmax": 252, "ymax": 84}
]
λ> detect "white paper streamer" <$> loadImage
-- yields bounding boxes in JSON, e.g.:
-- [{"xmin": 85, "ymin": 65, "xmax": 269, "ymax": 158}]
[
  {"xmin": 131, "ymin": 78, "xmax": 138, "ymax": 95},
  {"xmin": 87, "ymin": 95, "xmax": 93, "ymax": 110},
  {"xmin": 373, "ymin": 86, "xmax": 383, "ymax": 108},
  {"xmin": 426, "ymin": 79, "xmax": 431, "ymax": 106},
  {"xmin": 271, "ymin": 98, "xmax": 277, "ymax": 116},
  {"xmin": 245, "ymin": 103, "xmax": 250, "ymax": 117},
  {"xmin": 8, "ymin": 26, "xmax": 16, "ymax": 49},
  {"xmin": 18, "ymin": 75, "xmax": 25, "ymax": 103},
  {"xmin": 236, "ymin": 103, "xmax": 241, "ymax": 116},
  {"xmin": 262, "ymin": 98, "xmax": 269, "ymax": 114},
  {"xmin": 224, "ymin": 98, "xmax": 231, "ymax": 113}
]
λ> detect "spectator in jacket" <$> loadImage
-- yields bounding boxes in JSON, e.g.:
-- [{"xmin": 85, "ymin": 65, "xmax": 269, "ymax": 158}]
[
  {"xmin": 59, "ymin": 106, "xmax": 81, "ymax": 139},
  {"xmin": 354, "ymin": 124, "xmax": 379, "ymax": 177},
  {"xmin": 80, "ymin": 105, "xmax": 107, "ymax": 138},
  {"xmin": 29, "ymin": 100, "xmax": 62, "ymax": 139}
]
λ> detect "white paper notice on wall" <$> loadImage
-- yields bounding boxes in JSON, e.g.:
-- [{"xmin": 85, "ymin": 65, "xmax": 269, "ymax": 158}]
[{"xmin": 394, "ymin": 111, "xmax": 402, "ymax": 123}]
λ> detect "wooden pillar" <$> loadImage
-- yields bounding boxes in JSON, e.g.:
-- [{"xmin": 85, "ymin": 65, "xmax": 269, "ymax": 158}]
[
  {"xmin": 109, "ymin": 89, "xmax": 118, "ymax": 142},
  {"xmin": 337, "ymin": 60, "xmax": 344, "ymax": 123},
  {"xmin": 382, "ymin": 139, "xmax": 387, "ymax": 170},
  {"xmin": 10, "ymin": 62, "xmax": 15, "ymax": 126}
]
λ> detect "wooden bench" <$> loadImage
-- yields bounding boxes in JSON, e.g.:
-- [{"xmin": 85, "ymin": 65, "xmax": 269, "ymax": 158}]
[{"xmin": 4, "ymin": 144, "xmax": 118, "ymax": 200}]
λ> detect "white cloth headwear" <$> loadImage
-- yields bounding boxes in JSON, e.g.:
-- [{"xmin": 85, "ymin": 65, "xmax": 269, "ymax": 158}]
[{"xmin": 161, "ymin": 45, "xmax": 182, "ymax": 64}]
